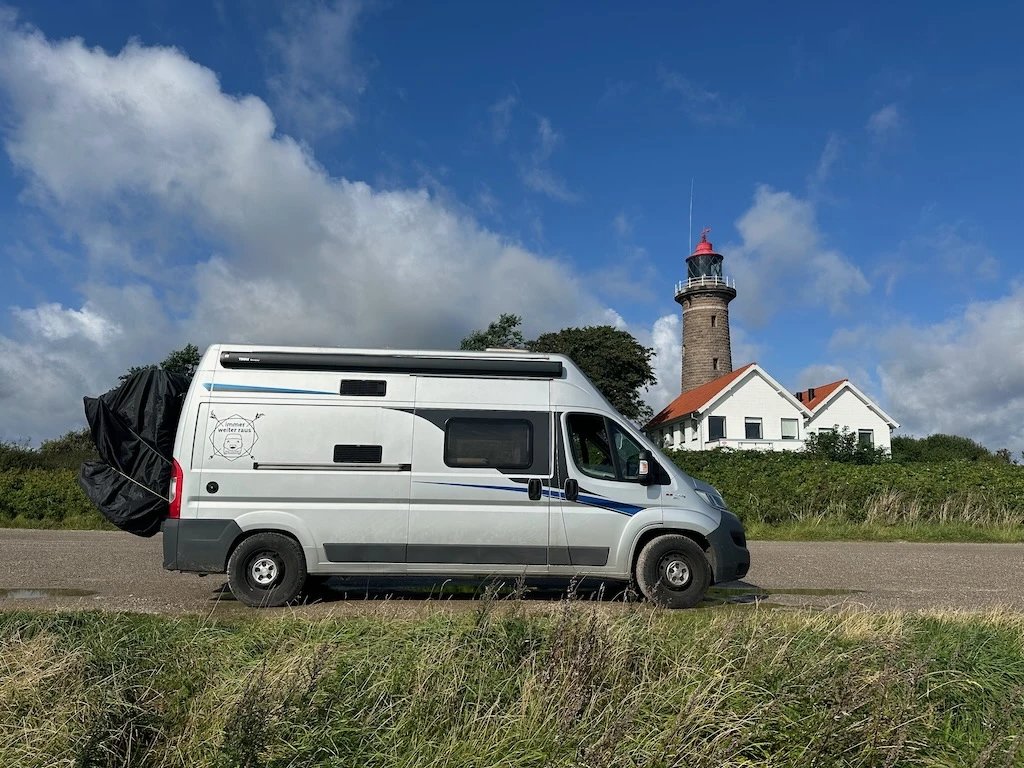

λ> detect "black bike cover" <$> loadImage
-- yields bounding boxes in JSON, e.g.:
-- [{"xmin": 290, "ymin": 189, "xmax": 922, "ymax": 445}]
[{"xmin": 78, "ymin": 369, "xmax": 190, "ymax": 537}]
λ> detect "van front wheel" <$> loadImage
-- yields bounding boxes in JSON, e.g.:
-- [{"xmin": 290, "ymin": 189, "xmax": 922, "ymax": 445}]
[
  {"xmin": 227, "ymin": 533, "xmax": 307, "ymax": 608},
  {"xmin": 635, "ymin": 535, "xmax": 711, "ymax": 609}
]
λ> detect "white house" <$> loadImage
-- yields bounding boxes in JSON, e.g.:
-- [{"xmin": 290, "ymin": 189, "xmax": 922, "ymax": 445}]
[
  {"xmin": 798, "ymin": 378, "xmax": 900, "ymax": 452},
  {"xmin": 645, "ymin": 363, "xmax": 899, "ymax": 453}
]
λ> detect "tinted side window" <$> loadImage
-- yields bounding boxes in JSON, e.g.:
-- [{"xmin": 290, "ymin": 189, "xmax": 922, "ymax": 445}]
[
  {"xmin": 567, "ymin": 414, "xmax": 615, "ymax": 480},
  {"xmin": 444, "ymin": 419, "xmax": 532, "ymax": 470}
]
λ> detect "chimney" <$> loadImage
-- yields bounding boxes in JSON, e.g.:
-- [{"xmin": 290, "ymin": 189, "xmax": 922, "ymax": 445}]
[
  {"xmin": 808, "ymin": 387, "xmax": 816, "ymax": 400},
  {"xmin": 796, "ymin": 392, "xmax": 804, "ymax": 402}
]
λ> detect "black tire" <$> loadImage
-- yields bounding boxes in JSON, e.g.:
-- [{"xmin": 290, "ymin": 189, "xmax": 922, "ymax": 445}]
[
  {"xmin": 227, "ymin": 532, "xmax": 307, "ymax": 608},
  {"xmin": 634, "ymin": 534, "xmax": 711, "ymax": 609}
]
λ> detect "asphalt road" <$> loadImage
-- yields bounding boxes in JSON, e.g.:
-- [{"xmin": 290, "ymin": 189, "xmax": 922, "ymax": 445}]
[{"xmin": 0, "ymin": 529, "xmax": 1021, "ymax": 616}]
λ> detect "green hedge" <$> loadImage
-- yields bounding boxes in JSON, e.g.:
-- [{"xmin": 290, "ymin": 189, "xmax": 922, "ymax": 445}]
[{"xmin": 669, "ymin": 449, "xmax": 1024, "ymax": 526}]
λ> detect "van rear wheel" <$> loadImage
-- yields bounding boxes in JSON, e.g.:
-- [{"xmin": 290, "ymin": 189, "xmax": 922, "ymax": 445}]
[
  {"xmin": 635, "ymin": 534, "xmax": 711, "ymax": 609},
  {"xmin": 227, "ymin": 533, "xmax": 307, "ymax": 608}
]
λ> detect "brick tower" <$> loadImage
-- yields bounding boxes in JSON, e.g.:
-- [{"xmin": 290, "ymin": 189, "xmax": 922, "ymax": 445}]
[{"xmin": 675, "ymin": 227, "xmax": 737, "ymax": 393}]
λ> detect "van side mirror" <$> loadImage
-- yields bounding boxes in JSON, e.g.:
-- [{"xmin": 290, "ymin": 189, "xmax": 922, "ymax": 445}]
[{"xmin": 636, "ymin": 450, "xmax": 653, "ymax": 485}]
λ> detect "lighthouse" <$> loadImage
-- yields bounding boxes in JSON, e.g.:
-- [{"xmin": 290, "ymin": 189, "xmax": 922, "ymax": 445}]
[{"xmin": 675, "ymin": 228, "xmax": 737, "ymax": 393}]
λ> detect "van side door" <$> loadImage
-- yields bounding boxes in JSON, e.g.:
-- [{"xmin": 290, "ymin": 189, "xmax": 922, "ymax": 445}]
[
  {"xmin": 553, "ymin": 412, "xmax": 664, "ymax": 574},
  {"xmin": 408, "ymin": 378, "xmax": 552, "ymax": 574}
]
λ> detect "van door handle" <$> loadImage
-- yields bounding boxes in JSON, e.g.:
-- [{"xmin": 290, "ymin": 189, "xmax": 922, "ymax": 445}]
[
  {"xmin": 528, "ymin": 478, "xmax": 542, "ymax": 501},
  {"xmin": 564, "ymin": 478, "xmax": 578, "ymax": 502}
]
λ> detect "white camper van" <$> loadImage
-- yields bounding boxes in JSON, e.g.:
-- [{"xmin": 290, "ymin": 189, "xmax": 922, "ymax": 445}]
[{"xmin": 162, "ymin": 344, "xmax": 749, "ymax": 608}]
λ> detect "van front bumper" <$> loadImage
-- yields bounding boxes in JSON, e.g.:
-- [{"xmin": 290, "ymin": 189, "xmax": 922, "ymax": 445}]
[
  {"xmin": 706, "ymin": 512, "xmax": 750, "ymax": 582},
  {"xmin": 162, "ymin": 518, "xmax": 242, "ymax": 573}
]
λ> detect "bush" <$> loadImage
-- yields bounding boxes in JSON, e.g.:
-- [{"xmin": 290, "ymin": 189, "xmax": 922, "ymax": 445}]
[
  {"xmin": 1, "ymin": 430, "xmax": 98, "ymax": 472},
  {"xmin": 0, "ymin": 469, "xmax": 110, "ymax": 529},
  {"xmin": 892, "ymin": 433, "xmax": 997, "ymax": 463}
]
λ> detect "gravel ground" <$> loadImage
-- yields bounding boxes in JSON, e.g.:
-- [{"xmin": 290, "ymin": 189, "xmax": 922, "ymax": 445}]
[{"xmin": 1, "ymin": 529, "xmax": 1022, "ymax": 617}]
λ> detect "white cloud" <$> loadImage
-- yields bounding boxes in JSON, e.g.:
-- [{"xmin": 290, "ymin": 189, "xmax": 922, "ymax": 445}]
[
  {"xmin": 808, "ymin": 132, "xmax": 843, "ymax": 193},
  {"xmin": 518, "ymin": 116, "xmax": 578, "ymax": 202},
  {"xmin": 0, "ymin": 19, "xmax": 614, "ymax": 441},
  {"xmin": 876, "ymin": 285, "xmax": 1024, "ymax": 452},
  {"xmin": 599, "ymin": 79, "xmax": 635, "ymax": 104},
  {"xmin": 659, "ymin": 67, "xmax": 743, "ymax": 126},
  {"xmin": 612, "ymin": 212, "xmax": 634, "ymax": 237},
  {"xmin": 266, "ymin": 0, "xmax": 369, "ymax": 140},
  {"xmin": 592, "ymin": 246, "xmax": 658, "ymax": 303},
  {"xmin": 475, "ymin": 183, "xmax": 499, "ymax": 216},
  {"xmin": 489, "ymin": 93, "xmax": 517, "ymax": 144},
  {"xmin": 727, "ymin": 185, "xmax": 870, "ymax": 326},
  {"xmin": 796, "ymin": 363, "xmax": 850, "ymax": 390},
  {"xmin": 874, "ymin": 218, "xmax": 999, "ymax": 294},
  {"xmin": 12, "ymin": 302, "xmax": 121, "ymax": 345},
  {"xmin": 729, "ymin": 325, "xmax": 761, "ymax": 370},
  {"xmin": 643, "ymin": 314, "xmax": 682, "ymax": 416},
  {"xmin": 866, "ymin": 104, "xmax": 904, "ymax": 143}
]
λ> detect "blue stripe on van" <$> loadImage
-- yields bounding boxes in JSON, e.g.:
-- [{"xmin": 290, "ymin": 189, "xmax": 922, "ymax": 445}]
[
  {"xmin": 417, "ymin": 481, "xmax": 645, "ymax": 517},
  {"xmin": 202, "ymin": 382, "xmax": 336, "ymax": 395}
]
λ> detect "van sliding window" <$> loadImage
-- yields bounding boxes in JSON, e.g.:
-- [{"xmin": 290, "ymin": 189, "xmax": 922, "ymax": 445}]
[{"xmin": 444, "ymin": 418, "xmax": 532, "ymax": 470}]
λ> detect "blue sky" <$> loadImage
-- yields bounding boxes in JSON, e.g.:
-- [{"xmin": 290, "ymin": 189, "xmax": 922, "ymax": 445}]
[{"xmin": 0, "ymin": 1, "xmax": 1022, "ymax": 450}]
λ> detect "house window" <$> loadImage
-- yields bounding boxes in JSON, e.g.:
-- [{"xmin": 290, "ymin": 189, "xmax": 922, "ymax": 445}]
[
  {"xmin": 712, "ymin": 358, "xmax": 719, "ymax": 371},
  {"xmin": 444, "ymin": 418, "xmax": 532, "ymax": 470},
  {"xmin": 781, "ymin": 419, "xmax": 799, "ymax": 440},
  {"xmin": 858, "ymin": 429, "xmax": 874, "ymax": 448},
  {"xmin": 708, "ymin": 415, "xmax": 726, "ymax": 441},
  {"xmin": 711, "ymin": 315, "xmax": 717, "ymax": 328},
  {"xmin": 744, "ymin": 417, "xmax": 762, "ymax": 440},
  {"xmin": 690, "ymin": 419, "xmax": 698, "ymax": 441}
]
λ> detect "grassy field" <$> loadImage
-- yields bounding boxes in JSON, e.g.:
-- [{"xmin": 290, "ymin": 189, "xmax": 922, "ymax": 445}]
[{"xmin": 2, "ymin": 602, "xmax": 1023, "ymax": 767}]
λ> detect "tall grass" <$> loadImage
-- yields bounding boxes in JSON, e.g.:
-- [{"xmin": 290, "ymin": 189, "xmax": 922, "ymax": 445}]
[{"xmin": 1, "ymin": 603, "xmax": 1023, "ymax": 766}]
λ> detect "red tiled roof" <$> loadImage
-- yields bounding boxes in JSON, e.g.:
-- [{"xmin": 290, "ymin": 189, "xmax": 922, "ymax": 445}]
[
  {"xmin": 795, "ymin": 379, "xmax": 846, "ymax": 410},
  {"xmin": 645, "ymin": 363, "xmax": 756, "ymax": 429}
]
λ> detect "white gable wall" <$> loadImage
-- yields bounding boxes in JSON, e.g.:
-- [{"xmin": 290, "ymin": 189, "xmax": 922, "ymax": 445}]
[
  {"xmin": 701, "ymin": 372, "xmax": 806, "ymax": 450},
  {"xmin": 807, "ymin": 388, "xmax": 893, "ymax": 451}
]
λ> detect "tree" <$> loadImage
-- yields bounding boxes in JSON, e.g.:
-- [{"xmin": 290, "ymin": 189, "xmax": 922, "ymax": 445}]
[
  {"xmin": 528, "ymin": 325, "xmax": 656, "ymax": 423},
  {"xmin": 995, "ymin": 448, "xmax": 1016, "ymax": 465},
  {"xmin": 460, "ymin": 314, "xmax": 526, "ymax": 351},
  {"xmin": 119, "ymin": 343, "xmax": 202, "ymax": 383}
]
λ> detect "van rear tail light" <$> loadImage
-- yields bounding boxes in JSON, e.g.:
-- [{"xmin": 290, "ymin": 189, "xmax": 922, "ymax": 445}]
[{"xmin": 168, "ymin": 458, "xmax": 183, "ymax": 519}]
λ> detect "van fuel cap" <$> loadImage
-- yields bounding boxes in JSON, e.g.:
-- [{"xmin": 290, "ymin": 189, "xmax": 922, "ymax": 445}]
[{"xmin": 206, "ymin": 482, "xmax": 219, "ymax": 494}]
